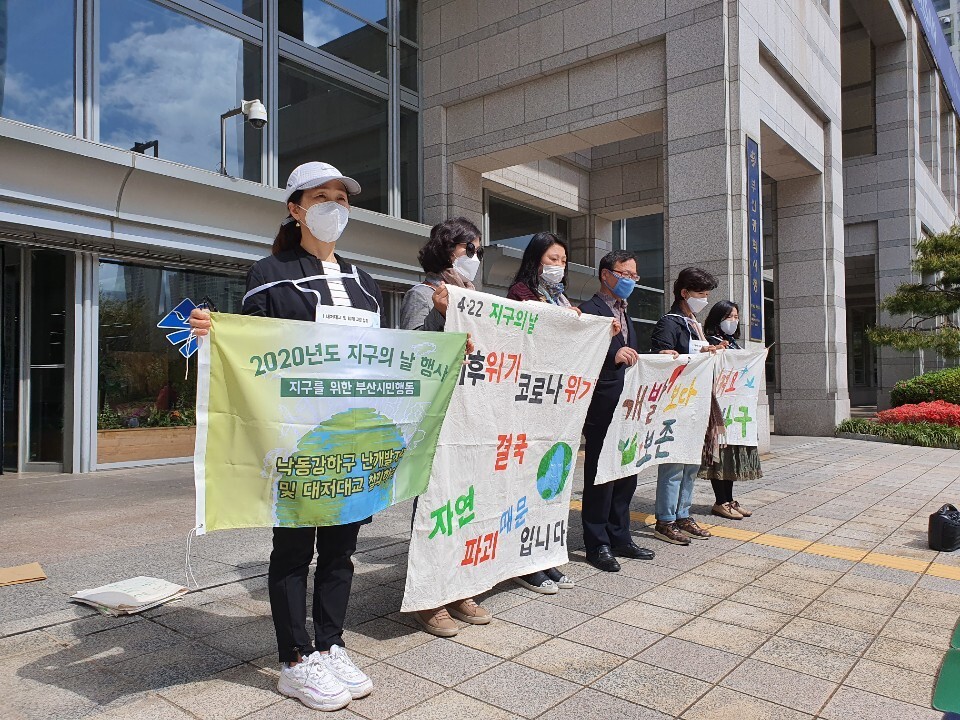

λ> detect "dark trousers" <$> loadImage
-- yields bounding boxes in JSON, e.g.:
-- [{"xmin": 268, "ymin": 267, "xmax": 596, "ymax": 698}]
[
  {"xmin": 269, "ymin": 522, "xmax": 361, "ymax": 663},
  {"xmin": 712, "ymin": 479, "xmax": 734, "ymax": 504},
  {"xmin": 582, "ymin": 417, "xmax": 638, "ymax": 554}
]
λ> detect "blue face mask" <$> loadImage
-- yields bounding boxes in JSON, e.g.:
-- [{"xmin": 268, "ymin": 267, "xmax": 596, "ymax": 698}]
[{"xmin": 604, "ymin": 271, "xmax": 636, "ymax": 299}]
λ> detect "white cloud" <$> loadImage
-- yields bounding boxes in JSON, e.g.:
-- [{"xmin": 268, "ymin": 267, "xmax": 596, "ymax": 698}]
[
  {"xmin": 1, "ymin": 70, "xmax": 74, "ymax": 134},
  {"xmin": 98, "ymin": 19, "xmax": 254, "ymax": 172},
  {"xmin": 302, "ymin": 6, "xmax": 346, "ymax": 48}
]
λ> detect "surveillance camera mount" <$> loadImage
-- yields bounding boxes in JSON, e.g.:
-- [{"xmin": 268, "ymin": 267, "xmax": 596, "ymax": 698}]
[{"xmin": 219, "ymin": 99, "xmax": 267, "ymax": 177}]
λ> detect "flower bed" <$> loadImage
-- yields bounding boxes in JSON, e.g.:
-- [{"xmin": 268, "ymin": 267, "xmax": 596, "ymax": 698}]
[
  {"xmin": 876, "ymin": 400, "xmax": 960, "ymax": 427},
  {"xmin": 836, "ymin": 419, "xmax": 960, "ymax": 448},
  {"xmin": 891, "ymin": 367, "xmax": 960, "ymax": 406}
]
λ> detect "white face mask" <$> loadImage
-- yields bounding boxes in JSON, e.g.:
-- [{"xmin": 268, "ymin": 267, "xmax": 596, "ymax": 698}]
[
  {"xmin": 686, "ymin": 296, "xmax": 709, "ymax": 314},
  {"xmin": 541, "ymin": 264, "xmax": 565, "ymax": 285},
  {"xmin": 300, "ymin": 201, "xmax": 349, "ymax": 244},
  {"xmin": 720, "ymin": 319, "xmax": 739, "ymax": 335},
  {"xmin": 453, "ymin": 254, "xmax": 481, "ymax": 282}
]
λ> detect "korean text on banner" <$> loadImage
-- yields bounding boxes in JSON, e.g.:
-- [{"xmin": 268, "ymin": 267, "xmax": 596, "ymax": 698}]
[
  {"xmin": 595, "ymin": 353, "xmax": 715, "ymax": 485},
  {"xmin": 194, "ymin": 313, "xmax": 466, "ymax": 534},
  {"xmin": 713, "ymin": 348, "xmax": 768, "ymax": 447},
  {"xmin": 401, "ymin": 287, "xmax": 610, "ymax": 612}
]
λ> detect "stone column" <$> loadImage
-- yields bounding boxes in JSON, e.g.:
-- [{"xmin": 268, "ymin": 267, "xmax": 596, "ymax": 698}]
[
  {"xmin": 940, "ymin": 112, "xmax": 957, "ymax": 209},
  {"xmin": 774, "ymin": 162, "xmax": 850, "ymax": 434},
  {"xmin": 874, "ymin": 25, "xmax": 921, "ymax": 407}
]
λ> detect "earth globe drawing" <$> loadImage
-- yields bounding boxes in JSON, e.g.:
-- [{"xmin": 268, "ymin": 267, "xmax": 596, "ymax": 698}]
[
  {"xmin": 536, "ymin": 442, "xmax": 573, "ymax": 500},
  {"xmin": 274, "ymin": 407, "xmax": 406, "ymax": 526}
]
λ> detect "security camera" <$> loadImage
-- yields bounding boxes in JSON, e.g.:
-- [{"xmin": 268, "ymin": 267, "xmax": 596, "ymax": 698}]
[{"xmin": 242, "ymin": 99, "xmax": 268, "ymax": 129}]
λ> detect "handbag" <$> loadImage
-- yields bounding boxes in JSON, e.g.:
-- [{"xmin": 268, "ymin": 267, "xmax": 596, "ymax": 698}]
[{"xmin": 929, "ymin": 504, "xmax": 960, "ymax": 552}]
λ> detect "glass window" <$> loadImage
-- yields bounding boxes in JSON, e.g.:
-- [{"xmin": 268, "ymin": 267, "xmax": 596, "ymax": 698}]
[
  {"xmin": 400, "ymin": 40, "xmax": 418, "ymax": 91},
  {"xmin": 400, "ymin": 106, "xmax": 419, "ymax": 221},
  {"xmin": 400, "ymin": 0, "xmax": 418, "ymax": 41},
  {"xmin": 279, "ymin": 57, "xmax": 389, "ymax": 213},
  {"xmin": 213, "ymin": 0, "xmax": 263, "ymax": 21},
  {"xmin": 98, "ymin": 261, "xmax": 245, "ymax": 438},
  {"xmin": 0, "ymin": 0, "xmax": 75, "ymax": 134},
  {"xmin": 279, "ymin": 0, "xmax": 388, "ymax": 78},
  {"xmin": 614, "ymin": 214, "xmax": 665, "ymax": 321},
  {"xmin": 935, "ymin": 0, "xmax": 951, "ymax": 12},
  {"xmin": 489, "ymin": 197, "xmax": 550, "ymax": 250},
  {"xmin": 99, "ymin": 0, "xmax": 263, "ymax": 180}
]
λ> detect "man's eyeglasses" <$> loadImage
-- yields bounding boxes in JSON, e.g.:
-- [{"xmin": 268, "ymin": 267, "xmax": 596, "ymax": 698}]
[
  {"xmin": 611, "ymin": 269, "xmax": 639, "ymax": 281},
  {"xmin": 458, "ymin": 241, "xmax": 485, "ymax": 260}
]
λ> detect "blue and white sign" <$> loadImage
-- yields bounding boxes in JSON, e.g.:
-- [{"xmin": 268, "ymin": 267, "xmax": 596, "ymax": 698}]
[
  {"xmin": 745, "ymin": 136, "xmax": 763, "ymax": 343},
  {"xmin": 157, "ymin": 298, "xmax": 199, "ymax": 358},
  {"xmin": 913, "ymin": 0, "xmax": 960, "ymax": 115}
]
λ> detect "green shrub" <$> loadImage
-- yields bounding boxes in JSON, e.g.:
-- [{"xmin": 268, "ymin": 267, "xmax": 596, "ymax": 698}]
[
  {"xmin": 836, "ymin": 418, "xmax": 960, "ymax": 448},
  {"xmin": 890, "ymin": 367, "xmax": 960, "ymax": 406}
]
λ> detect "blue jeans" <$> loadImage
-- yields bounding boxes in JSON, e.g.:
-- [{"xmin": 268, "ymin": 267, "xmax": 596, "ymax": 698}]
[{"xmin": 656, "ymin": 463, "xmax": 698, "ymax": 523}]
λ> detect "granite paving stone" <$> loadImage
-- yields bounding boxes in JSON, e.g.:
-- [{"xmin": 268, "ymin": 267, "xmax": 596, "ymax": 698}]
[
  {"xmin": 457, "ymin": 661, "xmax": 578, "ymax": 718},
  {"xmin": 384, "ymin": 638, "xmax": 500, "ymax": 687},
  {"xmin": 592, "ymin": 659, "xmax": 711, "ymax": 716},
  {"xmin": 559, "ymin": 616, "xmax": 662, "ymax": 658},
  {"xmin": 681, "ymin": 686, "xmax": 815, "ymax": 720},
  {"xmin": 514, "ymin": 637, "xmax": 624, "ymax": 684},
  {"xmin": 750, "ymin": 636, "xmax": 857, "ymax": 682},
  {"xmin": 720, "ymin": 659, "xmax": 836, "ymax": 715},
  {"xmin": 634, "ymin": 636, "xmax": 743, "ymax": 683}
]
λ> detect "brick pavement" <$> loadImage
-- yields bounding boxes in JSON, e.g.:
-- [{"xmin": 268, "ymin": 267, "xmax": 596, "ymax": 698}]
[{"xmin": 1, "ymin": 436, "xmax": 959, "ymax": 719}]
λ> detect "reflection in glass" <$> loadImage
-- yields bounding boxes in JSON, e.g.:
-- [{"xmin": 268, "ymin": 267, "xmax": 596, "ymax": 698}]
[
  {"xmin": 2, "ymin": 247, "xmax": 20, "ymax": 470},
  {"xmin": 278, "ymin": 57, "xmax": 388, "ymax": 213},
  {"xmin": 99, "ymin": 0, "xmax": 262, "ymax": 179},
  {"xmin": 400, "ymin": 40, "xmax": 418, "ymax": 90},
  {"xmin": 399, "ymin": 0, "xmax": 418, "ymax": 41},
  {"xmin": 28, "ymin": 251, "xmax": 67, "ymax": 464},
  {"xmin": 97, "ymin": 262, "xmax": 245, "ymax": 438},
  {"xmin": 279, "ymin": 0, "xmax": 388, "ymax": 77},
  {"xmin": 620, "ymin": 215, "xmax": 664, "ymax": 291},
  {"xmin": 212, "ymin": 0, "xmax": 263, "ymax": 21},
  {"xmin": 489, "ymin": 197, "xmax": 550, "ymax": 250},
  {"xmin": 400, "ymin": 106, "xmax": 419, "ymax": 221},
  {"xmin": 0, "ymin": 0, "xmax": 75, "ymax": 133},
  {"xmin": 628, "ymin": 287, "xmax": 664, "ymax": 323}
]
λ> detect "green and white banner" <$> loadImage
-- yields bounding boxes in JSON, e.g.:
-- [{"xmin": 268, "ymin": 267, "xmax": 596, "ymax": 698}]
[
  {"xmin": 713, "ymin": 348, "xmax": 768, "ymax": 447},
  {"xmin": 595, "ymin": 353, "xmax": 716, "ymax": 484},
  {"xmin": 401, "ymin": 287, "xmax": 611, "ymax": 612},
  {"xmin": 194, "ymin": 313, "xmax": 466, "ymax": 534}
]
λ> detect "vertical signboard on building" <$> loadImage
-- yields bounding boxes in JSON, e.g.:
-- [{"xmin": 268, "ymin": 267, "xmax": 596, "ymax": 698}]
[
  {"xmin": 746, "ymin": 136, "xmax": 763, "ymax": 343},
  {"xmin": 913, "ymin": 0, "xmax": 960, "ymax": 115}
]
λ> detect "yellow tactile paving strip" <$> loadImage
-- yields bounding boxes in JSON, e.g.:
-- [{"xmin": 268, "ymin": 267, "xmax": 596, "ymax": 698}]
[{"xmin": 568, "ymin": 500, "xmax": 960, "ymax": 582}]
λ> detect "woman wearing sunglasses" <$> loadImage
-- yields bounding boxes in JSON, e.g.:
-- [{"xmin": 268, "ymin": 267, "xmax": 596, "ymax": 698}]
[{"xmin": 399, "ymin": 217, "xmax": 493, "ymax": 638}]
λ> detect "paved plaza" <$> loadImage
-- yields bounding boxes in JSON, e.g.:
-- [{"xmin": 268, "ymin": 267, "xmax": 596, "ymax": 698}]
[{"xmin": 2, "ymin": 436, "xmax": 960, "ymax": 719}]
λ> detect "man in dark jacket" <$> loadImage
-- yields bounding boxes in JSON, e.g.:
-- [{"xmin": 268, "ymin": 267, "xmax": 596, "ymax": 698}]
[{"xmin": 578, "ymin": 251, "xmax": 655, "ymax": 572}]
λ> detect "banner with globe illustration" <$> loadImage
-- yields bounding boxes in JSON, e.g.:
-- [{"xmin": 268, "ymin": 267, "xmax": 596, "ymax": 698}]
[
  {"xmin": 594, "ymin": 353, "xmax": 715, "ymax": 485},
  {"xmin": 194, "ymin": 313, "xmax": 466, "ymax": 534},
  {"xmin": 401, "ymin": 287, "xmax": 611, "ymax": 612}
]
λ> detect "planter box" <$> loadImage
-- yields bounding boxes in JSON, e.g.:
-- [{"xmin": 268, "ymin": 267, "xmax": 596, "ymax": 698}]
[
  {"xmin": 836, "ymin": 431, "xmax": 960, "ymax": 450},
  {"xmin": 97, "ymin": 426, "xmax": 196, "ymax": 464}
]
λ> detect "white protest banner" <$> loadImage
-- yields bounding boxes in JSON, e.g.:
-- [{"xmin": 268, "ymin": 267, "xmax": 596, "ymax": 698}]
[
  {"xmin": 714, "ymin": 348, "xmax": 768, "ymax": 446},
  {"xmin": 595, "ymin": 353, "xmax": 715, "ymax": 484},
  {"xmin": 401, "ymin": 287, "xmax": 610, "ymax": 612}
]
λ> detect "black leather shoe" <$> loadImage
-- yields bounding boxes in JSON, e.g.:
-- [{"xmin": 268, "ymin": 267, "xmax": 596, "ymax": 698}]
[
  {"xmin": 612, "ymin": 542, "xmax": 656, "ymax": 560},
  {"xmin": 586, "ymin": 545, "xmax": 621, "ymax": 572}
]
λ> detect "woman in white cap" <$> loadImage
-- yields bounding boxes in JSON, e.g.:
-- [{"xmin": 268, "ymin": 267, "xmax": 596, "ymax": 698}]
[{"xmin": 189, "ymin": 162, "xmax": 380, "ymax": 712}]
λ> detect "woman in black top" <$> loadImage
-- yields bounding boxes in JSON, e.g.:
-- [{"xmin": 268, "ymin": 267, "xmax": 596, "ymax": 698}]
[
  {"xmin": 189, "ymin": 162, "xmax": 380, "ymax": 713},
  {"xmin": 698, "ymin": 300, "xmax": 762, "ymax": 519}
]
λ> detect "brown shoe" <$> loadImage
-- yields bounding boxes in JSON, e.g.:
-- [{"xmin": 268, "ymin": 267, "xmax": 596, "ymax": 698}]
[
  {"xmin": 712, "ymin": 502, "xmax": 744, "ymax": 520},
  {"xmin": 654, "ymin": 521, "xmax": 691, "ymax": 545},
  {"xmin": 730, "ymin": 500, "xmax": 752, "ymax": 517},
  {"xmin": 676, "ymin": 517, "xmax": 711, "ymax": 540},
  {"xmin": 447, "ymin": 597, "xmax": 492, "ymax": 625},
  {"xmin": 414, "ymin": 607, "xmax": 459, "ymax": 637}
]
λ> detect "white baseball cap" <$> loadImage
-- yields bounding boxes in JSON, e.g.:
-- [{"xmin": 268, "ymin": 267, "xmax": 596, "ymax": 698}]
[{"xmin": 284, "ymin": 161, "xmax": 361, "ymax": 202}]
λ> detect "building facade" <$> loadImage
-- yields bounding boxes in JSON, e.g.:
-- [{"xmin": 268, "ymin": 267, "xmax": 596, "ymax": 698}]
[{"xmin": 0, "ymin": 0, "xmax": 958, "ymax": 473}]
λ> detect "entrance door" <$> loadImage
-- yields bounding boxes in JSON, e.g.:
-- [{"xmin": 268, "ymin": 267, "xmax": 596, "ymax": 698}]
[
  {"xmin": 1, "ymin": 246, "xmax": 21, "ymax": 472},
  {"xmin": 23, "ymin": 250, "xmax": 69, "ymax": 471}
]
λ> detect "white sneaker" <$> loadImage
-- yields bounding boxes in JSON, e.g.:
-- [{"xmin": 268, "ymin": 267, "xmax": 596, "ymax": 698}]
[
  {"xmin": 321, "ymin": 644, "xmax": 373, "ymax": 699},
  {"xmin": 278, "ymin": 651, "xmax": 352, "ymax": 711}
]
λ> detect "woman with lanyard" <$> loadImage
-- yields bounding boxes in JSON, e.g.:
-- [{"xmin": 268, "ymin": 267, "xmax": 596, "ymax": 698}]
[
  {"xmin": 698, "ymin": 300, "xmax": 760, "ymax": 520},
  {"xmin": 505, "ymin": 232, "xmax": 579, "ymax": 593},
  {"xmin": 189, "ymin": 162, "xmax": 381, "ymax": 712},
  {"xmin": 398, "ymin": 217, "xmax": 494, "ymax": 638},
  {"xmin": 650, "ymin": 267, "xmax": 725, "ymax": 546}
]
